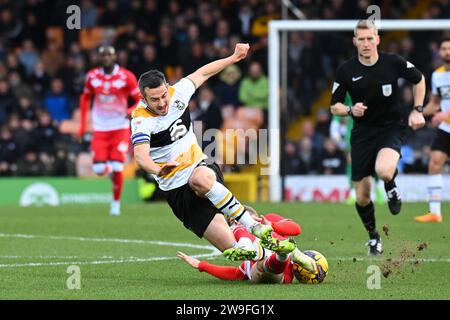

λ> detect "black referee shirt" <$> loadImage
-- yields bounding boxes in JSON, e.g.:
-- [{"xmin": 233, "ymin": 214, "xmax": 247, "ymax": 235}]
[{"xmin": 331, "ymin": 52, "xmax": 423, "ymax": 128}]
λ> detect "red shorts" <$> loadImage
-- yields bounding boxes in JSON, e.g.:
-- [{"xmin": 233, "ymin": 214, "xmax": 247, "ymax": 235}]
[{"xmin": 91, "ymin": 128, "xmax": 130, "ymax": 163}]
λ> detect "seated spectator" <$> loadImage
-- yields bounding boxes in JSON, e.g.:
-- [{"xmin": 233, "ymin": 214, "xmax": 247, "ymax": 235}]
[
  {"xmin": 0, "ymin": 126, "xmax": 20, "ymax": 165},
  {"xmin": 238, "ymin": 61, "xmax": 268, "ymax": 127},
  {"xmin": 18, "ymin": 96, "xmax": 37, "ymax": 121},
  {"xmin": 35, "ymin": 111, "xmax": 60, "ymax": 155},
  {"xmin": 283, "ymin": 141, "xmax": 301, "ymax": 175},
  {"xmin": 29, "ymin": 60, "xmax": 50, "ymax": 98},
  {"xmin": 317, "ymin": 138, "xmax": 346, "ymax": 175},
  {"xmin": 297, "ymin": 136, "xmax": 319, "ymax": 174},
  {"xmin": 197, "ymin": 87, "xmax": 223, "ymax": 131},
  {"xmin": 43, "ymin": 78, "xmax": 73, "ymax": 122},
  {"xmin": 16, "ymin": 150, "xmax": 47, "ymax": 176},
  {"xmin": 0, "ymin": 79, "xmax": 16, "ymax": 125},
  {"xmin": 214, "ymin": 65, "xmax": 242, "ymax": 117},
  {"xmin": 302, "ymin": 119, "xmax": 324, "ymax": 153},
  {"xmin": 18, "ymin": 39, "xmax": 39, "ymax": 76}
]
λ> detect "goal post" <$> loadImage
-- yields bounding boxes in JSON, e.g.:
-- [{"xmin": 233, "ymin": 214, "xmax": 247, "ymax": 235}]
[{"xmin": 268, "ymin": 19, "xmax": 450, "ymax": 201}]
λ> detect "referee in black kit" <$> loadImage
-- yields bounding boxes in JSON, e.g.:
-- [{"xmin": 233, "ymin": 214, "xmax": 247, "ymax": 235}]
[{"xmin": 330, "ymin": 20, "xmax": 426, "ymax": 255}]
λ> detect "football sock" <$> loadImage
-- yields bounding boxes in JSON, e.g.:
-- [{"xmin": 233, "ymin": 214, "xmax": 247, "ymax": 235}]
[
  {"xmin": 112, "ymin": 171, "xmax": 123, "ymax": 201},
  {"xmin": 233, "ymin": 226, "xmax": 256, "ymax": 242},
  {"xmin": 428, "ymin": 174, "xmax": 443, "ymax": 216},
  {"xmin": 263, "ymin": 253, "xmax": 289, "ymax": 274},
  {"xmin": 355, "ymin": 201, "xmax": 378, "ymax": 239},
  {"xmin": 384, "ymin": 169, "xmax": 398, "ymax": 190},
  {"xmin": 205, "ymin": 181, "xmax": 258, "ymax": 228},
  {"xmin": 236, "ymin": 237, "xmax": 266, "ymax": 261}
]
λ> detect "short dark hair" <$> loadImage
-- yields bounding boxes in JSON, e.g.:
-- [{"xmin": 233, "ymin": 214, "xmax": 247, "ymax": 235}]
[
  {"xmin": 138, "ymin": 70, "xmax": 166, "ymax": 96},
  {"xmin": 439, "ymin": 37, "xmax": 450, "ymax": 47}
]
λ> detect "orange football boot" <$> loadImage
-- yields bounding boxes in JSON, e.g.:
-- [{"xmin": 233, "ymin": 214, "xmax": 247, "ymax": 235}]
[{"xmin": 414, "ymin": 213, "xmax": 443, "ymax": 223}]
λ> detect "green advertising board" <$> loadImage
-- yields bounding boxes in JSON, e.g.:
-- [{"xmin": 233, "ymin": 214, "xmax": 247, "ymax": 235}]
[{"xmin": 0, "ymin": 178, "xmax": 140, "ymax": 206}]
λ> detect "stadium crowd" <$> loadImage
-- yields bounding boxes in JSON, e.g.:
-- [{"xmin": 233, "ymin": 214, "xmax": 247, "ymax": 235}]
[{"xmin": 0, "ymin": 0, "xmax": 449, "ymax": 177}]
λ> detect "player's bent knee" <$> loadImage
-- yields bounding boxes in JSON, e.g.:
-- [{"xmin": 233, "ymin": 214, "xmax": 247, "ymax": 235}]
[
  {"xmin": 189, "ymin": 167, "xmax": 216, "ymax": 194},
  {"xmin": 110, "ymin": 161, "xmax": 124, "ymax": 172},
  {"xmin": 375, "ymin": 166, "xmax": 395, "ymax": 182},
  {"xmin": 92, "ymin": 162, "xmax": 107, "ymax": 175}
]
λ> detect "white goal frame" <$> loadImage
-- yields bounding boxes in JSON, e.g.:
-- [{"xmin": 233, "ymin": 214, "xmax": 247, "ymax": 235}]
[{"xmin": 268, "ymin": 19, "xmax": 450, "ymax": 201}]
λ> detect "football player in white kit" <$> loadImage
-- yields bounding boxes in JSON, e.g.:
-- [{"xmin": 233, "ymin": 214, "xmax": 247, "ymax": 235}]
[
  {"xmin": 131, "ymin": 44, "xmax": 295, "ymax": 259},
  {"xmin": 416, "ymin": 37, "xmax": 450, "ymax": 223}
]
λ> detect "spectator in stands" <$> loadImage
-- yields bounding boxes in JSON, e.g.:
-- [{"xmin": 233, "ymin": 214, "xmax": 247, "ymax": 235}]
[
  {"xmin": 238, "ymin": 61, "xmax": 268, "ymax": 127},
  {"xmin": 17, "ymin": 96, "xmax": 37, "ymax": 121},
  {"xmin": 80, "ymin": 0, "xmax": 98, "ymax": 28},
  {"xmin": 16, "ymin": 149, "xmax": 47, "ymax": 176},
  {"xmin": 41, "ymin": 41, "xmax": 65, "ymax": 77},
  {"xmin": 0, "ymin": 126, "xmax": 19, "ymax": 167},
  {"xmin": 29, "ymin": 60, "xmax": 50, "ymax": 98},
  {"xmin": 0, "ymin": 79, "xmax": 15, "ymax": 125},
  {"xmin": 18, "ymin": 39, "xmax": 39, "ymax": 76},
  {"xmin": 297, "ymin": 136, "xmax": 319, "ymax": 174},
  {"xmin": 35, "ymin": 111, "xmax": 60, "ymax": 155},
  {"xmin": 302, "ymin": 120, "xmax": 324, "ymax": 153},
  {"xmin": 197, "ymin": 86, "xmax": 223, "ymax": 131},
  {"xmin": 215, "ymin": 65, "xmax": 242, "ymax": 111},
  {"xmin": 43, "ymin": 78, "xmax": 72, "ymax": 122},
  {"xmin": 317, "ymin": 138, "xmax": 346, "ymax": 175},
  {"xmin": 100, "ymin": 0, "xmax": 121, "ymax": 26},
  {"xmin": 239, "ymin": 61, "xmax": 268, "ymax": 110},
  {"xmin": 284, "ymin": 141, "xmax": 301, "ymax": 174}
]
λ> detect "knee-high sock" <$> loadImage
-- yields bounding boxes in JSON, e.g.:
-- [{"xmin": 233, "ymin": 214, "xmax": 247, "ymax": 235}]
[
  {"xmin": 112, "ymin": 172, "xmax": 123, "ymax": 201},
  {"xmin": 428, "ymin": 174, "xmax": 443, "ymax": 216},
  {"xmin": 205, "ymin": 181, "xmax": 258, "ymax": 229},
  {"xmin": 355, "ymin": 201, "xmax": 378, "ymax": 239},
  {"xmin": 263, "ymin": 253, "xmax": 289, "ymax": 274}
]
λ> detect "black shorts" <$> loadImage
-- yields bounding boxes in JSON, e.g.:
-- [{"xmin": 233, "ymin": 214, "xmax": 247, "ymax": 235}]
[
  {"xmin": 431, "ymin": 129, "xmax": 450, "ymax": 156},
  {"xmin": 162, "ymin": 162, "xmax": 225, "ymax": 238},
  {"xmin": 350, "ymin": 124, "xmax": 406, "ymax": 181}
]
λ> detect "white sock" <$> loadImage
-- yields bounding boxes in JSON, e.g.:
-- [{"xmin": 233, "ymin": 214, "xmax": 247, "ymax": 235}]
[
  {"xmin": 236, "ymin": 237, "xmax": 267, "ymax": 261},
  {"xmin": 428, "ymin": 174, "xmax": 443, "ymax": 216},
  {"xmin": 205, "ymin": 181, "xmax": 258, "ymax": 228}
]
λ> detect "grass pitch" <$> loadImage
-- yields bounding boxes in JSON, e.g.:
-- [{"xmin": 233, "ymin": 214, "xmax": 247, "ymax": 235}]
[{"xmin": 0, "ymin": 202, "xmax": 449, "ymax": 300}]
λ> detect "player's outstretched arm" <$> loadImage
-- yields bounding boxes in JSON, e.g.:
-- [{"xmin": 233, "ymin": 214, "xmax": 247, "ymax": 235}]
[
  {"xmin": 177, "ymin": 251, "xmax": 246, "ymax": 281},
  {"xmin": 187, "ymin": 43, "xmax": 249, "ymax": 89},
  {"xmin": 177, "ymin": 251, "xmax": 200, "ymax": 269}
]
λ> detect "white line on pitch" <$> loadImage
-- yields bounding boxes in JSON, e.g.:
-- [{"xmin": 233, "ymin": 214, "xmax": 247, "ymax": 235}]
[
  {"xmin": 0, "ymin": 232, "xmax": 221, "ymax": 268},
  {"xmin": 0, "ymin": 252, "xmax": 220, "ymax": 268},
  {"xmin": 0, "ymin": 233, "xmax": 216, "ymax": 250}
]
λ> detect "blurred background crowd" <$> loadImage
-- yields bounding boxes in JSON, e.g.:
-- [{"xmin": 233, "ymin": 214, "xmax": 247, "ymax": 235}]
[{"xmin": 0, "ymin": 0, "xmax": 449, "ymax": 177}]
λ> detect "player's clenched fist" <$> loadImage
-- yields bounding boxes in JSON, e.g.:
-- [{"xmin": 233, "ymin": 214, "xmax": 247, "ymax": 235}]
[
  {"xmin": 408, "ymin": 110, "xmax": 425, "ymax": 130},
  {"xmin": 233, "ymin": 43, "xmax": 250, "ymax": 61},
  {"xmin": 352, "ymin": 102, "xmax": 367, "ymax": 117}
]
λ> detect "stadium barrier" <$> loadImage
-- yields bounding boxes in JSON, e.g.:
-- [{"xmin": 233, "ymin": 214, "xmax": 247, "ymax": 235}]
[
  {"xmin": 284, "ymin": 174, "xmax": 450, "ymax": 202},
  {"xmin": 223, "ymin": 173, "xmax": 258, "ymax": 202},
  {"xmin": 0, "ymin": 178, "xmax": 140, "ymax": 206}
]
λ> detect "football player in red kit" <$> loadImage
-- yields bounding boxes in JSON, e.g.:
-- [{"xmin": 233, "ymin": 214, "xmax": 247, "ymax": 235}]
[
  {"xmin": 78, "ymin": 46, "xmax": 141, "ymax": 215},
  {"xmin": 178, "ymin": 213, "xmax": 325, "ymax": 284}
]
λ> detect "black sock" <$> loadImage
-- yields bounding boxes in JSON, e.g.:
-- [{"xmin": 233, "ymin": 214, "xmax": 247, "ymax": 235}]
[
  {"xmin": 384, "ymin": 169, "xmax": 398, "ymax": 191},
  {"xmin": 355, "ymin": 201, "xmax": 378, "ymax": 239}
]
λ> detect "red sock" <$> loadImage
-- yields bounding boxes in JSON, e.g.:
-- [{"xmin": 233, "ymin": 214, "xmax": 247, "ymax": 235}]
[
  {"xmin": 232, "ymin": 226, "xmax": 256, "ymax": 242},
  {"xmin": 263, "ymin": 253, "xmax": 289, "ymax": 274},
  {"xmin": 112, "ymin": 171, "xmax": 123, "ymax": 201}
]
